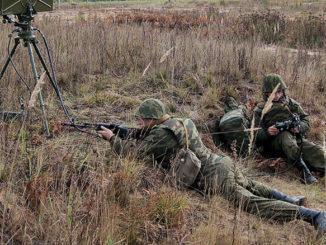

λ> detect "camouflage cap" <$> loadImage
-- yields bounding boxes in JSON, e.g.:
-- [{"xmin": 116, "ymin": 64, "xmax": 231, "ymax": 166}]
[
  {"xmin": 135, "ymin": 98, "xmax": 166, "ymax": 119},
  {"xmin": 262, "ymin": 74, "xmax": 287, "ymax": 93}
]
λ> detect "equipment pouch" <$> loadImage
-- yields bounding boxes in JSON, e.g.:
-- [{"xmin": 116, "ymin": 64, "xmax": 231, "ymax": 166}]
[
  {"xmin": 171, "ymin": 148, "xmax": 201, "ymax": 187},
  {"xmin": 169, "ymin": 120, "xmax": 201, "ymax": 187}
]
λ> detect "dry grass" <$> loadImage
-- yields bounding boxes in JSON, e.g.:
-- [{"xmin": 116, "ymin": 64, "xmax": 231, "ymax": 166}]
[
  {"xmin": 28, "ymin": 72, "xmax": 47, "ymax": 109},
  {"xmin": 0, "ymin": 2, "xmax": 326, "ymax": 244}
]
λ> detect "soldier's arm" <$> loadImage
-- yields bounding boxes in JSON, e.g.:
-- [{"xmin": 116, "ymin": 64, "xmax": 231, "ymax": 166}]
[
  {"xmin": 139, "ymin": 127, "xmax": 178, "ymax": 162},
  {"xmin": 109, "ymin": 135, "xmax": 138, "ymax": 156},
  {"xmin": 109, "ymin": 127, "xmax": 178, "ymax": 163},
  {"xmin": 289, "ymin": 99, "xmax": 310, "ymax": 134}
]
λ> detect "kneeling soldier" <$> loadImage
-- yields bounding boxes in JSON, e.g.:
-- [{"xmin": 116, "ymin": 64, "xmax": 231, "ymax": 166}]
[
  {"xmin": 254, "ymin": 74, "xmax": 325, "ymax": 184},
  {"xmin": 98, "ymin": 98, "xmax": 326, "ymax": 235}
]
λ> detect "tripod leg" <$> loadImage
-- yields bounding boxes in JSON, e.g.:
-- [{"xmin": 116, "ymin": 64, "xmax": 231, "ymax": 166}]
[
  {"xmin": 26, "ymin": 42, "xmax": 50, "ymax": 137},
  {"xmin": 0, "ymin": 39, "xmax": 20, "ymax": 80},
  {"xmin": 31, "ymin": 41, "xmax": 71, "ymax": 119}
]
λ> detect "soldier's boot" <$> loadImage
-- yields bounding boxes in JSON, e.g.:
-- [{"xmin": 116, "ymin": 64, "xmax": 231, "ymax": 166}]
[
  {"xmin": 298, "ymin": 207, "xmax": 326, "ymax": 236},
  {"xmin": 271, "ymin": 190, "xmax": 306, "ymax": 206},
  {"xmin": 295, "ymin": 158, "xmax": 318, "ymax": 185}
]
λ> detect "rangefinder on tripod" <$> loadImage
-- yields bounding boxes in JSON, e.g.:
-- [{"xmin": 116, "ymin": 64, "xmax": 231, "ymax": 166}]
[
  {"xmin": 1, "ymin": 0, "xmax": 53, "ymax": 16},
  {"xmin": 0, "ymin": 0, "xmax": 73, "ymax": 137}
]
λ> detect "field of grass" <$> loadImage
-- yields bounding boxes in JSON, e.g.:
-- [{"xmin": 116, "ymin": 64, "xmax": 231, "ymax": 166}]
[
  {"xmin": 0, "ymin": 1, "xmax": 325, "ymax": 244},
  {"xmin": 54, "ymin": 0, "xmax": 326, "ymax": 14}
]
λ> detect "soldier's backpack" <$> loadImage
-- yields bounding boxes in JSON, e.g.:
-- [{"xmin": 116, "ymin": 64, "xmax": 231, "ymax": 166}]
[{"xmin": 214, "ymin": 108, "xmax": 250, "ymax": 155}]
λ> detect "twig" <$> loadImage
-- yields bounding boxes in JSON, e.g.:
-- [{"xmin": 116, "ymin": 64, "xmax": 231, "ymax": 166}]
[
  {"xmin": 248, "ymin": 83, "xmax": 281, "ymax": 156},
  {"xmin": 159, "ymin": 47, "xmax": 174, "ymax": 63},
  {"xmin": 248, "ymin": 114, "xmax": 256, "ymax": 156},
  {"xmin": 261, "ymin": 83, "xmax": 280, "ymax": 120},
  {"xmin": 28, "ymin": 72, "xmax": 47, "ymax": 108},
  {"xmin": 142, "ymin": 62, "xmax": 152, "ymax": 77}
]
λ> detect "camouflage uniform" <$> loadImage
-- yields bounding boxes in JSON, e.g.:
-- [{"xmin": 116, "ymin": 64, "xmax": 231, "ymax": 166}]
[
  {"xmin": 212, "ymin": 97, "xmax": 250, "ymax": 156},
  {"xmin": 109, "ymin": 99, "xmax": 301, "ymax": 222},
  {"xmin": 254, "ymin": 74, "xmax": 325, "ymax": 174}
]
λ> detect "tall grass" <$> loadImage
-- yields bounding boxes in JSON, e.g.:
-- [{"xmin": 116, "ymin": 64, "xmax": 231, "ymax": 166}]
[
  {"xmin": 1, "ymin": 13, "xmax": 325, "ymax": 112},
  {"xmin": 0, "ymin": 5, "xmax": 325, "ymax": 244}
]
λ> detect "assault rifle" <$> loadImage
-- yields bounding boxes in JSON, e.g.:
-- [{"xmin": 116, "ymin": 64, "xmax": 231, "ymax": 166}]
[
  {"xmin": 274, "ymin": 114, "xmax": 317, "ymax": 183},
  {"xmin": 62, "ymin": 121, "xmax": 146, "ymax": 140},
  {"xmin": 275, "ymin": 114, "xmax": 301, "ymax": 132}
]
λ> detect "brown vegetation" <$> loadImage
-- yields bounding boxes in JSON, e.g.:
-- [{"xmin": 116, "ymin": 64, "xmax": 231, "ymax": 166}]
[{"xmin": 0, "ymin": 2, "xmax": 325, "ymax": 244}]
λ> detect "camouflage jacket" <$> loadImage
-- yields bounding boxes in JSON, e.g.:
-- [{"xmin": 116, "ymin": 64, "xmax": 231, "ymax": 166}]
[
  {"xmin": 253, "ymin": 97, "xmax": 310, "ymax": 145},
  {"xmin": 109, "ymin": 118, "xmax": 214, "ymax": 169}
]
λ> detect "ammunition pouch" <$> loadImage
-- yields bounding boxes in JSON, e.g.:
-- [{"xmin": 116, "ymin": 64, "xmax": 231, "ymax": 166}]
[
  {"xmin": 168, "ymin": 119, "xmax": 202, "ymax": 187},
  {"xmin": 170, "ymin": 148, "xmax": 201, "ymax": 187}
]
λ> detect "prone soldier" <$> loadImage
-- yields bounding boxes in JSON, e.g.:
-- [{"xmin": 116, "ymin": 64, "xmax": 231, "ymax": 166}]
[{"xmin": 98, "ymin": 98, "xmax": 326, "ymax": 235}]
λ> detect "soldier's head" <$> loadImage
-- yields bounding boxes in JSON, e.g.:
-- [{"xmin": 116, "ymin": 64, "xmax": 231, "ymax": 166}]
[
  {"xmin": 262, "ymin": 74, "xmax": 287, "ymax": 102},
  {"xmin": 135, "ymin": 98, "xmax": 169, "ymax": 127}
]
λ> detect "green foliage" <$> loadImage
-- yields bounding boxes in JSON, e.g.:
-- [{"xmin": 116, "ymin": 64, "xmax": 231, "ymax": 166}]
[
  {"xmin": 260, "ymin": 0, "xmax": 269, "ymax": 7},
  {"xmin": 183, "ymin": 74, "xmax": 204, "ymax": 93},
  {"xmin": 149, "ymin": 189, "xmax": 188, "ymax": 228},
  {"xmin": 81, "ymin": 91, "xmax": 140, "ymax": 108},
  {"xmin": 200, "ymin": 86, "xmax": 221, "ymax": 109},
  {"xmin": 111, "ymin": 158, "xmax": 144, "ymax": 206},
  {"xmin": 225, "ymin": 85, "xmax": 239, "ymax": 99},
  {"xmin": 106, "ymin": 237, "xmax": 114, "ymax": 245},
  {"xmin": 19, "ymin": 127, "xmax": 29, "ymax": 153},
  {"xmin": 149, "ymin": 72, "xmax": 169, "ymax": 89}
]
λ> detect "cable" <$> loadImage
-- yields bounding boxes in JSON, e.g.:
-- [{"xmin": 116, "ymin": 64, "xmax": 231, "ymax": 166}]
[
  {"xmin": 34, "ymin": 29, "xmax": 73, "ymax": 122},
  {"xmin": 35, "ymin": 29, "xmax": 58, "ymax": 88},
  {"xmin": 201, "ymin": 127, "xmax": 262, "ymax": 136},
  {"xmin": 4, "ymin": 20, "xmax": 99, "ymax": 136},
  {"xmin": 34, "ymin": 28, "xmax": 97, "ymax": 135},
  {"xmin": 1, "ymin": 12, "xmax": 91, "ymax": 136},
  {"xmin": 247, "ymin": 166, "xmax": 294, "ymax": 178}
]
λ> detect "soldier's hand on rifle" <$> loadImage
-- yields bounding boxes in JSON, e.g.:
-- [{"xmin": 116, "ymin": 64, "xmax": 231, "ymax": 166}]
[
  {"xmin": 290, "ymin": 127, "xmax": 300, "ymax": 134},
  {"xmin": 97, "ymin": 126, "xmax": 114, "ymax": 140},
  {"xmin": 267, "ymin": 125, "xmax": 279, "ymax": 136}
]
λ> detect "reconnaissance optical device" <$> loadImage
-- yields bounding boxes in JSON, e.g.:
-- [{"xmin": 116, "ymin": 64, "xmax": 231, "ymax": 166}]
[
  {"xmin": 1, "ymin": 0, "xmax": 53, "ymax": 16},
  {"xmin": 0, "ymin": 0, "xmax": 74, "ymax": 137}
]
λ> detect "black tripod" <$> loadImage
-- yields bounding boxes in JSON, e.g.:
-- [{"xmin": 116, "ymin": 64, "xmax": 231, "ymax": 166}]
[{"xmin": 0, "ymin": 5, "xmax": 72, "ymax": 136}]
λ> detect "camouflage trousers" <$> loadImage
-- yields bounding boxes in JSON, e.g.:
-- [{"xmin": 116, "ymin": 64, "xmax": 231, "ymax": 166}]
[
  {"xmin": 266, "ymin": 131, "xmax": 325, "ymax": 173},
  {"xmin": 198, "ymin": 155, "xmax": 299, "ymax": 222}
]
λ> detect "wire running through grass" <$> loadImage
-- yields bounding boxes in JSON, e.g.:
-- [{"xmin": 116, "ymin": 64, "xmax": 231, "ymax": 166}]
[{"xmin": 206, "ymin": 127, "xmax": 261, "ymax": 135}]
